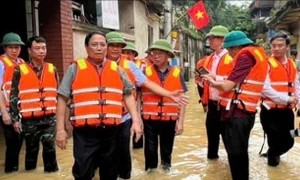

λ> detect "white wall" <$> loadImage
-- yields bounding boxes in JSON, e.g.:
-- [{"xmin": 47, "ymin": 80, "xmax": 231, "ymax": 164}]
[
  {"xmin": 133, "ymin": 0, "xmax": 160, "ymax": 58},
  {"xmin": 73, "ymin": 29, "xmax": 88, "ymax": 60}
]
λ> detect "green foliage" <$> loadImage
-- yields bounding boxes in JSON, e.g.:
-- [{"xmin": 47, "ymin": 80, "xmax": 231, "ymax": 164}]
[
  {"xmin": 174, "ymin": 0, "xmax": 255, "ymax": 39},
  {"xmin": 182, "ymin": 28, "xmax": 202, "ymax": 40}
]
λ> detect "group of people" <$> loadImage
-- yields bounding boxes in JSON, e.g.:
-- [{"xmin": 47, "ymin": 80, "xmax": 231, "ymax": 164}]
[
  {"xmin": 2, "ymin": 24, "xmax": 298, "ymax": 180},
  {"xmin": 195, "ymin": 25, "xmax": 300, "ymax": 180},
  {"xmin": 0, "ymin": 31, "xmax": 189, "ymax": 180}
]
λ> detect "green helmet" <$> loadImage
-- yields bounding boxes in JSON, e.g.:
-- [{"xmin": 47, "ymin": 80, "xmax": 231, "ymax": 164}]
[
  {"xmin": 150, "ymin": 39, "xmax": 174, "ymax": 58},
  {"xmin": 223, "ymin": 31, "xmax": 253, "ymax": 48},
  {"xmin": 206, "ymin": 25, "xmax": 229, "ymax": 37},
  {"xmin": 123, "ymin": 42, "xmax": 138, "ymax": 57},
  {"xmin": 106, "ymin": 32, "xmax": 126, "ymax": 47},
  {"xmin": 1, "ymin": 32, "xmax": 25, "ymax": 46}
]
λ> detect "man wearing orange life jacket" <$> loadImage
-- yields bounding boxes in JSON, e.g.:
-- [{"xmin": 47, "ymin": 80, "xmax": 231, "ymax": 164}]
[
  {"xmin": 122, "ymin": 41, "xmax": 145, "ymax": 149},
  {"xmin": 260, "ymin": 33, "xmax": 300, "ymax": 167},
  {"xmin": 0, "ymin": 32, "xmax": 25, "ymax": 173},
  {"xmin": 55, "ymin": 31, "xmax": 142, "ymax": 180},
  {"xmin": 105, "ymin": 32, "xmax": 188, "ymax": 180},
  {"xmin": 11, "ymin": 36, "xmax": 59, "ymax": 172},
  {"xmin": 141, "ymin": 39, "xmax": 188, "ymax": 172},
  {"xmin": 202, "ymin": 31, "xmax": 269, "ymax": 180},
  {"xmin": 122, "ymin": 41, "xmax": 138, "ymax": 62},
  {"xmin": 194, "ymin": 25, "xmax": 232, "ymax": 160},
  {"xmin": 136, "ymin": 48, "xmax": 153, "ymax": 72},
  {"xmin": 195, "ymin": 54, "xmax": 208, "ymax": 112}
]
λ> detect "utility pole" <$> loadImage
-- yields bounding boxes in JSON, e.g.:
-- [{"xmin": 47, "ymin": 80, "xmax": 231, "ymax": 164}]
[{"xmin": 164, "ymin": 0, "xmax": 172, "ymax": 42}]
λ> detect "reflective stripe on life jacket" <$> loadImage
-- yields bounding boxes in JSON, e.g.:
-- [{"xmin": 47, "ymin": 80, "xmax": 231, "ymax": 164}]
[
  {"xmin": 70, "ymin": 59, "xmax": 123, "ymax": 127},
  {"xmin": 18, "ymin": 63, "xmax": 57, "ymax": 119},
  {"xmin": 200, "ymin": 53, "xmax": 233, "ymax": 106},
  {"xmin": 141, "ymin": 65, "xmax": 183, "ymax": 121},
  {"xmin": 219, "ymin": 46, "xmax": 268, "ymax": 112},
  {"xmin": 262, "ymin": 57, "xmax": 297, "ymax": 109},
  {"xmin": 0, "ymin": 56, "xmax": 25, "ymax": 108},
  {"xmin": 118, "ymin": 54, "xmax": 136, "ymax": 114}
]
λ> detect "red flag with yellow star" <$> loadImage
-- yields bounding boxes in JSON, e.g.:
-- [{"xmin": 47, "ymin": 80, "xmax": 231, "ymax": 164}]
[{"xmin": 187, "ymin": 1, "xmax": 210, "ymax": 30}]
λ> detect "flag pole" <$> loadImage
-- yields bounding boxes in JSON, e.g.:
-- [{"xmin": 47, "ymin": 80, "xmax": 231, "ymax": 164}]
[{"xmin": 164, "ymin": 10, "xmax": 189, "ymax": 39}]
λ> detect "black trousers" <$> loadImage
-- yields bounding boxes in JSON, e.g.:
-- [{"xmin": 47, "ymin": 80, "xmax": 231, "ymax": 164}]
[
  {"xmin": 132, "ymin": 134, "xmax": 143, "ymax": 149},
  {"xmin": 197, "ymin": 84, "xmax": 204, "ymax": 99},
  {"xmin": 222, "ymin": 114, "xmax": 255, "ymax": 180},
  {"xmin": 117, "ymin": 120, "xmax": 132, "ymax": 179},
  {"xmin": 22, "ymin": 122, "xmax": 58, "ymax": 172},
  {"xmin": 0, "ymin": 116, "xmax": 23, "ymax": 173},
  {"xmin": 205, "ymin": 100, "xmax": 222, "ymax": 159},
  {"xmin": 260, "ymin": 106, "xmax": 294, "ymax": 158},
  {"xmin": 72, "ymin": 125, "xmax": 120, "ymax": 180},
  {"xmin": 143, "ymin": 120, "xmax": 176, "ymax": 171}
]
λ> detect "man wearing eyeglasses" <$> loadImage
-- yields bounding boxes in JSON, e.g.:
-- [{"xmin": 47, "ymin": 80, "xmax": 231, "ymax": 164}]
[
  {"xmin": 56, "ymin": 31, "xmax": 142, "ymax": 180},
  {"xmin": 195, "ymin": 25, "xmax": 233, "ymax": 160},
  {"xmin": 141, "ymin": 39, "xmax": 188, "ymax": 172},
  {"xmin": 105, "ymin": 31, "xmax": 188, "ymax": 180}
]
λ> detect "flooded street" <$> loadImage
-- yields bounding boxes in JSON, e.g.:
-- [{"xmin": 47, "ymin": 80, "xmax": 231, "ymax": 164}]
[{"xmin": 1, "ymin": 81, "xmax": 300, "ymax": 179}]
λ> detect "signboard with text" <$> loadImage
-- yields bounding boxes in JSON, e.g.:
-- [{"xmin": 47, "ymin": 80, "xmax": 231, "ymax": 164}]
[{"xmin": 96, "ymin": 0, "xmax": 120, "ymax": 30}]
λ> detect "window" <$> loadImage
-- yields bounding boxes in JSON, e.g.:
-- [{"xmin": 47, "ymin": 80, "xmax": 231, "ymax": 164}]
[{"xmin": 148, "ymin": 25, "xmax": 153, "ymax": 47}]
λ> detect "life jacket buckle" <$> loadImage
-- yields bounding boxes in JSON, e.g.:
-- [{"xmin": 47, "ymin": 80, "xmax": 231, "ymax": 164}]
[
  {"xmin": 39, "ymin": 88, "xmax": 44, "ymax": 92},
  {"xmin": 158, "ymin": 102, "xmax": 163, "ymax": 106},
  {"xmin": 232, "ymin": 99, "xmax": 239, "ymax": 104},
  {"xmin": 98, "ymin": 100, "xmax": 105, "ymax": 105},
  {"xmin": 98, "ymin": 87, "xmax": 105, "ymax": 93},
  {"xmin": 98, "ymin": 114, "xmax": 105, "ymax": 119}
]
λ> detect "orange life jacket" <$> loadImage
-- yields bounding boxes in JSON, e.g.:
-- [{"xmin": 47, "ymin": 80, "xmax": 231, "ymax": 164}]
[
  {"xmin": 0, "ymin": 56, "xmax": 25, "ymax": 108},
  {"xmin": 18, "ymin": 63, "xmax": 57, "ymax": 119},
  {"xmin": 141, "ymin": 65, "xmax": 183, "ymax": 121},
  {"xmin": 197, "ymin": 53, "xmax": 233, "ymax": 105},
  {"xmin": 262, "ymin": 57, "xmax": 297, "ymax": 109},
  {"xmin": 118, "ymin": 54, "xmax": 136, "ymax": 114},
  {"xmin": 70, "ymin": 59, "xmax": 123, "ymax": 127},
  {"xmin": 136, "ymin": 58, "xmax": 150, "ymax": 71},
  {"xmin": 118, "ymin": 54, "xmax": 136, "ymax": 86},
  {"xmin": 195, "ymin": 56, "xmax": 207, "ymax": 84},
  {"xmin": 219, "ymin": 46, "xmax": 268, "ymax": 112}
]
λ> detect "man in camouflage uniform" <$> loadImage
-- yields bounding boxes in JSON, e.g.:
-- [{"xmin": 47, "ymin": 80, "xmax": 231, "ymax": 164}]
[{"xmin": 11, "ymin": 36, "xmax": 59, "ymax": 172}]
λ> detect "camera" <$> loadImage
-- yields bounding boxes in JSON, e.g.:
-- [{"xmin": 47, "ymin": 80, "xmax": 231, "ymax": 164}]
[{"xmin": 290, "ymin": 128, "xmax": 300, "ymax": 138}]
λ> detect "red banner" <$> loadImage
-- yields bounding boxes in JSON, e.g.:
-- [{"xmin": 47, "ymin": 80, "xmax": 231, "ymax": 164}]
[{"xmin": 187, "ymin": 1, "xmax": 210, "ymax": 30}]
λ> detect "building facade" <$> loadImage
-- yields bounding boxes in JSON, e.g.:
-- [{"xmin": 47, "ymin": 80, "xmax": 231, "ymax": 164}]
[{"xmin": 1, "ymin": 0, "xmax": 163, "ymax": 78}]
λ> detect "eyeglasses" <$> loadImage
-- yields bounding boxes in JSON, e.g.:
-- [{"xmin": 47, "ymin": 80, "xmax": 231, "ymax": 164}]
[
  {"xmin": 151, "ymin": 51, "xmax": 166, "ymax": 57},
  {"xmin": 89, "ymin": 43, "xmax": 107, "ymax": 49}
]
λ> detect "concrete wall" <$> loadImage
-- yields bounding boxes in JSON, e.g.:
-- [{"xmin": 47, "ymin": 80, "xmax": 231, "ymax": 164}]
[
  {"xmin": 119, "ymin": 0, "xmax": 134, "ymax": 35},
  {"xmin": 73, "ymin": 30, "xmax": 88, "ymax": 60},
  {"xmin": 133, "ymin": 0, "xmax": 160, "ymax": 58}
]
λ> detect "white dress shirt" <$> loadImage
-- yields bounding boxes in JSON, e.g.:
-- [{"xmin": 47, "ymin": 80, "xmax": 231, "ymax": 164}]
[
  {"xmin": 209, "ymin": 49, "xmax": 228, "ymax": 101},
  {"xmin": 262, "ymin": 57, "xmax": 300, "ymax": 107}
]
